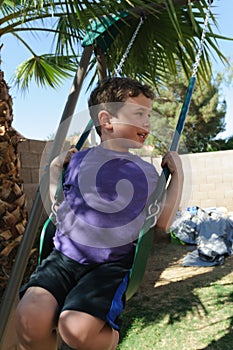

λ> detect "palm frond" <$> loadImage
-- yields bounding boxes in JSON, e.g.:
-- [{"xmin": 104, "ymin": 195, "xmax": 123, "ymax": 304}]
[
  {"xmin": 1, "ymin": 0, "xmax": 231, "ymax": 90},
  {"xmin": 51, "ymin": 15, "xmax": 85, "ymax": 58},
  {"xmin": 99, "ymin": 0, "xmax": 229, "ymax": 86},
  {"xmin": 14, "ymin": 54, "xmax": 77, "ymax": 90}
]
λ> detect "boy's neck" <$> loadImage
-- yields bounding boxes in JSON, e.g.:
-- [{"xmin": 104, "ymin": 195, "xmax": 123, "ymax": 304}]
[{"xmin": 100, "ymin": 139, "xmax": 130, "ymax": 153}]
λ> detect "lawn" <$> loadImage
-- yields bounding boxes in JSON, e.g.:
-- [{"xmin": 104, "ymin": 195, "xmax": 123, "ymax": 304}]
[{"xmin": 118, "ymin": 234, "xmax": 233, "ymax": 350}]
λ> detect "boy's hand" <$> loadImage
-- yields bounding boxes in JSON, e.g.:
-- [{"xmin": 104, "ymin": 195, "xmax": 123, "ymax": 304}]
[
  {"xmin": 161, "ymin": 151, "xmax": 183, "ymax": 176},
  {"xmin": 63, "ymin": 147, "xmax": 78, "ymax": 167},
  {"xmin": 156, "ymin": 151, "xmax": 184, "ymax": 232},
  {"xmin": 50, "ymin": 147, "xmax": 78, "ymax": 203}
]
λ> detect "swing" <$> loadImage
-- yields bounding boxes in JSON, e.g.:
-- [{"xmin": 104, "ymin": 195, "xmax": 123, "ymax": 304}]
[{"xmin": 38, "ymin": 1, "xmax": 212, "ymax": 301}]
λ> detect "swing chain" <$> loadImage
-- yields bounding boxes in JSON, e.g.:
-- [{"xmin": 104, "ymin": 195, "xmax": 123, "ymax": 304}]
[
  {"xmin": 146, "ymin": 200, "xmax": 161, "ymax": 229},
  {"xmin": 114, "ymin": 16, "xmax": 144, "ymax": 76},
  {"xmin": 51, "ymin": 200, "xmax": 59, "ymax": 224},
  {"xmin": 192, "ymin": 0, "xmax": 212, "ymax": 78},
  {"xmin": 146, "ymin": 0, "xmax": 213, "ymax": 229}
]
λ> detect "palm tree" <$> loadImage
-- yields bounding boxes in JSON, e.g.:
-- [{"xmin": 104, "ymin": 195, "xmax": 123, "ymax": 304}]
[
  {"xmin": 0, "ymin": 0, "xmax": 229, "ymax": 344},
  {"xmin": 0, "ymin": 70, "xmax": 29, "ymax": 293}
]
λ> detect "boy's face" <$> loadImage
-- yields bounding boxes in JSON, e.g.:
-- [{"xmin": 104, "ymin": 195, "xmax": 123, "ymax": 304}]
[{"xmin": 101, "ymin": 93, "xmax": 152, "ymax": 152}]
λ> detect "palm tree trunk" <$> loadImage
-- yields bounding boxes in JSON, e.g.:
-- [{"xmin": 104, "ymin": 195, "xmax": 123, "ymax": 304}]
[{"xmin": 0, "ymin": 71, "xmax": 29, "ymax": 298}]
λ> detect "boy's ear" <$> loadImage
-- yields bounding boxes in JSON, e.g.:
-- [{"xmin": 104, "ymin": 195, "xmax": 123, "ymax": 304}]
[{"xmin": 98, "ymin": 110, "xmax": 113, "ymax": 130}]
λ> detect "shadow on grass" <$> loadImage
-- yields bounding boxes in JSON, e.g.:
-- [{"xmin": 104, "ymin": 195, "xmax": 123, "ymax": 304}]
[
  {"xmin": 198, "ymin": 292, "xmax": 233, "ymax": 350},
  {"xmin": 119, "ymin": 233, "xmax": 233, "ymax": 348}
]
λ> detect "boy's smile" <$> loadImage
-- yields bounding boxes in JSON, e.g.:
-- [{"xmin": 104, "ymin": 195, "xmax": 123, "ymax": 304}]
[{"xmin": 137, "ymin": 130, "xmax": 149, "ymax": 143}]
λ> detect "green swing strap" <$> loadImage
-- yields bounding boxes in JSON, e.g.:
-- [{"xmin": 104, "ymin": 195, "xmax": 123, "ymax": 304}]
[
  {"xmin": 38, "ymin": 217, "xmax": 50, "ymax": 263},
  {"xmin": 126, "ymin": 228, "xmax": 154, "ymax": 300},
  {"xmin": 38, "ymin": 216, "xmax": 56, "ymax": 265}
]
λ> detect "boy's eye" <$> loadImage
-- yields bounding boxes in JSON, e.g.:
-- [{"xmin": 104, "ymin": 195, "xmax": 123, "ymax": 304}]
[
  {"xmin": 135, "ymin": 111, "xmax": 145, "ymax": 117},
  {"xmin": 135, "ymin": 113, "xmax": 151, "ymax": 120}
]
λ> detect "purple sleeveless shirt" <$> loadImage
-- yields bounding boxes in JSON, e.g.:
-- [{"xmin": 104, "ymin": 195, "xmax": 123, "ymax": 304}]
[{"xmin": 54, "ymin": 146, "xmax": 159, "ymax": 264}]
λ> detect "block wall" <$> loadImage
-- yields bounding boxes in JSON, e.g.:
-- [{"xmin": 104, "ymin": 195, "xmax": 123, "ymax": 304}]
[
  {"xmin": 151, "ymin": 150, "xmax": 233, "ymax": 212},
  {"xmin": 180, "ymin": 150, "xmax": 233, "ymax": 211},
  {"xmin": 18, "ymin": 139, "xmax": 50, "ymax": 222}
]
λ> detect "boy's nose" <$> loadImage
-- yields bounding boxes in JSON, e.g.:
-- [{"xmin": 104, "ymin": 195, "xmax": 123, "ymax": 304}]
[{"xmin": 143, "ymin": 120, "xmax": 151, "ymax": 130}]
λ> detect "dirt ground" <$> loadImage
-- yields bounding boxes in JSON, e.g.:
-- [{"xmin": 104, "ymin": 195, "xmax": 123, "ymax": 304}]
[
  {"xmin": 135, "ymin": 231, "xmax": 233, "ymax": 304},
  {"xmin": 2, "ymin": 232, "xmax": 233, "ymax": 350}
]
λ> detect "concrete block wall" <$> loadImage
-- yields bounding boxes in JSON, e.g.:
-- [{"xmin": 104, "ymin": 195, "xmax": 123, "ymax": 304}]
[
  {"xmin": 18, "ymin": 139, "xmax": 48, "ymax": 217},
  {"xmin": 151, "ymin": 150, "xmax": 233, "ymax": 212},
  {"xmin": 180, "ymin": 150, "xmax": 233, "ymax": 211},
  {"xmin": 18, "ymin": 140, "xmax": 233, "ymax": 221}
]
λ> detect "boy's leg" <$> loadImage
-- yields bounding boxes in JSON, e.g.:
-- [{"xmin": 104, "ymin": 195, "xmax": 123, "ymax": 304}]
[
  {"xmin": 15, "ymin": 286, "xmax": 58, "ymax": 350},
  {"xmin": 58, "ymin": 310, "xmax": 119, "ymax": 350}
]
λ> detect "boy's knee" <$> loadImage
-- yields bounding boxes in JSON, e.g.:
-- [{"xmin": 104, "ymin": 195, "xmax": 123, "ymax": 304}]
[
  {"xmin": 16, "ymin": 306, "xmax": 40, "ymax": 341},
  {"xmin": 15, "ymin": 299, "xmax": 55, "ymax": 343},
  {"xmin": 58, "ymin": 311, "xmax": 96, "ymax": 349},
  {"xmin": 58, "ymin": 314, "xmax": 82, "ymax": 349}
]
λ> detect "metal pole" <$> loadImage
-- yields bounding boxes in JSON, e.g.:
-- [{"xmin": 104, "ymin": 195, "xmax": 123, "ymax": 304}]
[{"xmin": 0, "ymin": 45, "xmax": 93, "ymax": 348}]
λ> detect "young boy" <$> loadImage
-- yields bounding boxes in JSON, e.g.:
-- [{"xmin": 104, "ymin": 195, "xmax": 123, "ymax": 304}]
[{"xmin": 15, "ymin": 77, "xmax": 183, "ymax": 350}]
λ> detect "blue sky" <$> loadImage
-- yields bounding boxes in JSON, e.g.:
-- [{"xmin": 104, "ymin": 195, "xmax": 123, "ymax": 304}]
[{"xmin": 2, "ymin": 0, "xmax": 233, "ymax": 141}]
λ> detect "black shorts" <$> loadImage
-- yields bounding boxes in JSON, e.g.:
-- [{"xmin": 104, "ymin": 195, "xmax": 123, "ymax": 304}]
[{"xmin": 19, "ymin": 250, "xmax": 132, "ymax": 330}]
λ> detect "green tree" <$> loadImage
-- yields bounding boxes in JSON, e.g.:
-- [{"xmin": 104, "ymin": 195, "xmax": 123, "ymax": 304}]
[
  {"xmin": 148, "ymin": 71, "xmax": 227, "ymax": 154},
  {"xmin": 209, "ymin": 135, "xmax": 233, "ymax": 151}
]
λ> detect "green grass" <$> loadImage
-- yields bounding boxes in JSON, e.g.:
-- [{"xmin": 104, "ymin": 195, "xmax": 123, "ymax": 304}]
[{"xmin": 118, "ymin": 240, "xmax": 233, "ymax": 350}]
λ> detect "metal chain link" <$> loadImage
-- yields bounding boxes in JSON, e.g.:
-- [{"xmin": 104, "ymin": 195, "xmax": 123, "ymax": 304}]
[
  {"xmin": 146, "ymin": 200, "xmax": 161, "ymax": 228},
  {"xmin": 192, "ymin": 0, "xmax": 212, "ymax": 77},
  {"xmin": 114, "ymin": 16, "xmax": 144, "ymax": 76}
]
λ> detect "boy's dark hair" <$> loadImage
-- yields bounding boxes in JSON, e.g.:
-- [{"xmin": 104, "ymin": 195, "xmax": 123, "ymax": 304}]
[{"xmin": 88, "ymin": 77, "xmax": 154, "ymax": 137}]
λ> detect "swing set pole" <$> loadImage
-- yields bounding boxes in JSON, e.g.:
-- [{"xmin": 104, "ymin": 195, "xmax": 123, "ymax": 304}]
[{"xmin": 0, "ymin": 45, "xmax": 93, "ymax": 348}]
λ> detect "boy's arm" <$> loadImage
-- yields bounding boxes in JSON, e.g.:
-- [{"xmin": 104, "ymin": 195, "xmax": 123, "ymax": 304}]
[
  {"xmin": 49, "ymin": 148, "xmax": 77, "ymax": 203},
  {"xmin": 155, "ymin": 151, "xmax": 184, "ymax": 232}
]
